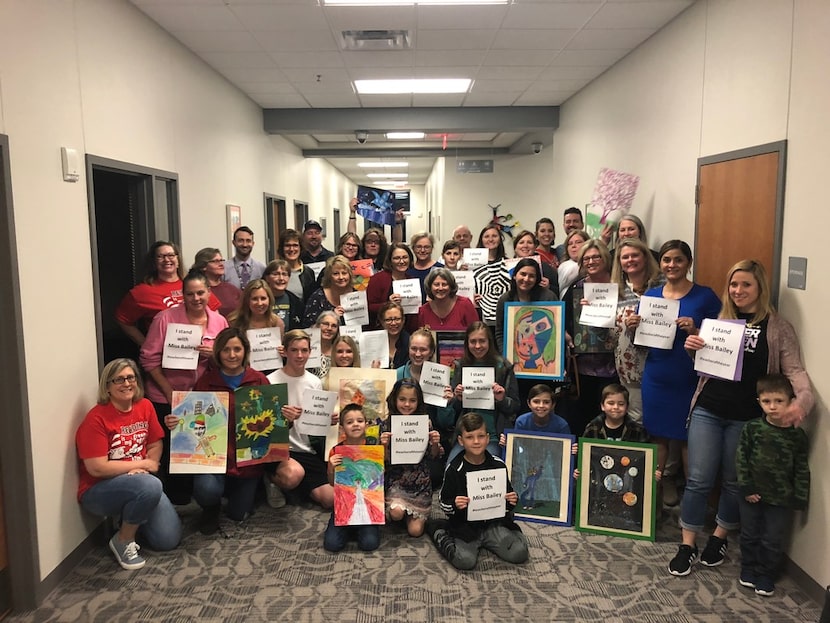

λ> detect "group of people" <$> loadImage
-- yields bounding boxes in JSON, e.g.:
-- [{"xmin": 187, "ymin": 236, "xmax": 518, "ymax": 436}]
[{"xmin": 77, "ymin": 204, "xmax": 813, "ymax": 589}]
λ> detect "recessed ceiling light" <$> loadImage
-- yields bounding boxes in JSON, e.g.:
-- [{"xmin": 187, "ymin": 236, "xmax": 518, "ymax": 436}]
[
  {"xmin": 367, "ymin": 173, "xmax": 409, "ymax": 179},
  {"xmin": 358, "ymin": 162, "xmax": 409, "ymax": 168},
  {"xmin": 355, "ymin": 78, "xmax": 471, "ymax": 94},
  {"xmin": 326, "ymin": 0, "xmax": 508, "ymax": 6},
  {"xmin": 386, "ymin": 132, "xmax": 425, "ymax": 140}
]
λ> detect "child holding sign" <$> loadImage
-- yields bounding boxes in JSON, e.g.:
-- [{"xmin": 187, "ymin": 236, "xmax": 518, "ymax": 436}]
[
  {"xmin": 379, "ymin": 379, "xmax": 442, "ymax": 537},
  {"xmin": 427, "ymin": 412, "xmax": 527, "ymax": 570}
]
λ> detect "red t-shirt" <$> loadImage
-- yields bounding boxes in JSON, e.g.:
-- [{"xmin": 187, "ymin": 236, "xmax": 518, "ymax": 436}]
[
  {"xmin": 75, "ymin": 398, "xmax": 164, "ymax": 501},
  {"xmin": 114, "ymin": 279, "xmax": 221, "ymax": 327}
]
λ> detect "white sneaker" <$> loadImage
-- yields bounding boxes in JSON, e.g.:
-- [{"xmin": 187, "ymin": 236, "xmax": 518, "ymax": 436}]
[{"xmin": 264, "ymin": 475, "xmax": 286, "ymax": 508}]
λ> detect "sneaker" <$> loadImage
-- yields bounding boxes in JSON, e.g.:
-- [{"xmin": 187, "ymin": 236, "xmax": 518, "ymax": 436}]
[
  {"xmin": 754, "ymin": 577, "xmax": 775, "ymax": 596},
  {"xmin": 668, "ymin": 544, "xmax": 699, "ymax": 576},
  {"xmin": 739, "ymin": 570, "xmax": 757, "ymax": 589},
  {"xmin": 198, "ymin": 505, "xmax": 221, "ymax": 535},
  {"xmin": 264, "ymin": 476, "xmax": 286, "ymax": 509},
  {"xmin": 108, "ymin": 535, "xmax": 145, "ymax": 570},
  {"xmin": 700, "ymin": 535, "xmax": 728, "ymax": 567}
]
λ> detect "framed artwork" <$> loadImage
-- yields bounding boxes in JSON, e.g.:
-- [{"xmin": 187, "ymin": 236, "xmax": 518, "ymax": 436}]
[
  {"xmin": 226, "ymin": 204, "xmax": 242, "ymax": 257},
  {"xmin": 575, "ymin": 438, "xmax": 658, "ymax": 541},
  {"xmin": 435, "ymin": 331, "xmax": 466, "ymax": 374},
  {"xmin": 502, "ymin": 430, "xmax": 574, "ymax": 526},
  {"xmin": 503, "ymin": 302, "xmax": 566, "ymax": 380}
]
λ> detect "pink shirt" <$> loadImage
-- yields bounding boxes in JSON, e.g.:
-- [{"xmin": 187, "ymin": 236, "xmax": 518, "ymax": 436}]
[{"xmin": 417, "ymin": 295, "xmax": 478, "ymax": 331}]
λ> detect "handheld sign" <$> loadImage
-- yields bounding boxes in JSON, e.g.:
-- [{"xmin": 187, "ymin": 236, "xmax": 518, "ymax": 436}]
[
  {"xmin": 162, "ymin": 323, "xmax": 201, "ymax": 370},
  {"xmin": 694, "ymin": 318, "xmax": 746, "ymax": 381},
  {"xmin": 306, "ymin": 261, "xmax": 326, "ymax": 280},
  {"xmin": 462, "ymin": 367, "xmax": 495, "ymax": 410},
  {"xmin": 246, "ymin": 327, "xmax": 282, "ymax": 371},
  {"xmin": 463, "ymin": 248, "xmax": 488, "ymax": 268},
  {"xmin": 342, "ymin": 290, "xmax": 370, "ymax": 326},
  {"xmin": 306, "ymin": 328, "xmax": 322, "ymax": 369},
  {"xmin": 634, "ymin": 296, "xmax": 680, "ymax": 349},
  {"xmin": 390, "ymin": 414, "xmax": 429, "ymax": 465},
  {"xmin": 340, "ymin": 324, "xmax": 362, "ymax": 343},
  {"xmin": 452, "ymin": 270, "xmax": 476, "ymax": 302},
  {"xmin": 579, "ymin": 283, "xmax": 619, "ymax": 328},
  {"xmin": 392, "ymin": 278, "xmax": 422, "ymax": 314},
  {"xmin": 466, "ymin": 468, "xmax": 507, "ymax": 521},
  {"xmin": 421, "ymin": 361, "xmax": 451, "ymax": 407},
  {"xmin": 360, "ymin": 330, "xmax": 390, "ymax": 369},
  {"xmin": 298, "ymin": 389, "xmax": 338, "ymax": 436}
]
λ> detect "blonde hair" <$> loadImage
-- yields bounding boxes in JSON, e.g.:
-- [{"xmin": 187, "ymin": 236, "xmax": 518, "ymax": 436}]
[
  {"xmin": 321, "ymin": 255, "xmax": 354, "ymax": 289},
  {"xmin": 98, "ymin": 359, "xmax": 144, "ymax": 405},
  {"xmin": 720, "ymin": 259, "xmax": 774, "ymax": 325},
  {"xmin": 228, "ymin": 279, "xmax": 280, "ymax": 329},
  {"xmin": 611, "ymin": 238, "xmax": 661, "ymax": 295},
  {"xmin": 330, "ymin": 335, "xmax": 361, "ymax": 368}
]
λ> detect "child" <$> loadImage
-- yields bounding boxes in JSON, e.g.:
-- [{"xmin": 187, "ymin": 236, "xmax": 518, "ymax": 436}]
[
  {"xmin": 428, "ymin": 412, "xmax": 529, "ymax": 570},
  {"xmin": 380, "ymin": 379, "xmax": 442, "ymax": 537},
  {"xmin": 441, "ymin": 240, "xmax": 462, "ymax": 271},
  {"xmin": 500, "ymin": 384, "xmax": 570, "ymax": 448},
  {"xmin": 736, "ymin": 374, "xmax": 810, "ymax": 597},
  {"xmin": 323, "ymin": 404, "xmax": 380, "ymax": 552}
]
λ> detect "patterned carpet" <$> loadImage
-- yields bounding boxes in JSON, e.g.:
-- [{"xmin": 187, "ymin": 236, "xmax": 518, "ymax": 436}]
[{"xmin": 8, "ymin": 497, "xmax": 823, "ymax": 623}]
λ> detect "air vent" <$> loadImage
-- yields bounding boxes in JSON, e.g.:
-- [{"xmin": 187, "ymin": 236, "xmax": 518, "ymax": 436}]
[{"xmin": 341, "ymin": 30, "xmax": 411, "ymax": 51}]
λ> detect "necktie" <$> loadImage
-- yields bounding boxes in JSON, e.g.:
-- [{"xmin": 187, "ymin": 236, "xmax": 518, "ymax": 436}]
[{"xmin": 240, "ymin": 262, "xmax": 251, "ymax": 289}]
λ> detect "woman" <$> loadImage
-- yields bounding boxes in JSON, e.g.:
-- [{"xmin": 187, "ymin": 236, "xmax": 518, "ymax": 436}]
[
  {"xmin": 192, "ymin": 248, "xmax": 241, "ymax": 318},
  {"xmin": 442, "ymin": 321, "xmax": 520, "ymax": 462},
  {"xmin": 279, "ymin": 229, "xmax": 316, "ymax": 301},
  {"xmin": 534, "ymin": 217, "xmax": 560, "ymax": 270},
  {"xmin": 366, "ymin": 243, "xmax": 418, "ymax": 331},
  {"xmin": 336, "ymin": 232, "xmax": 362, "ymax": 262},
  {"xmin": 563, "ymin": 239, "xmax": 619, "ymax": 436},
  {"xmin": 309, "ymin": 310, "xmax": 340, "ymax": 379},
  {"xmin": 361, "ymin": 228, "xmax": 389, "ymax": 273},
  {"xmin": 637, "ymin": 241, "xmax": 720, "ymax": 502},
  {"xmin": 473, "ymin": 224, "xmax": 511, "ymax": 329},
  {"xmin": 408, "ymin": 232, "xmax": 443, "ymax": 291},
  {"xmin": 558, "ymin": 230, "xmax": 590, "ymax": 297},
  {"xmin": 139, "ymin": 270, "xmax": 229, "ymax": 502},
  {"xmin": 495, "ymin": 257, "xmax": 557, "ymax": 354},
  {"xmin": 330, "ymin": 335, "xmax": 362, "ymax": 370},
  {"xmin": 668, "ymin": 260, "xmax": 813, "ymax": 577},
  {"xmin": 611, "ymin": 214, "xmax": 659, "ymax": 261},
  {"xmin": 76, "ymin": 359, "xmax": 181, "ymax": 570},
  {"xmin": 378, "ymin": 301, "xmax": 410, "ymax": 369},
  {"xmin": 229, "ymin": 279, "xmax": 285, "ymax": 334},
  {"xmin": 608, "ymin": 238, "xmax": 664, "ymax": 420},
  {"xmin": 513, "ymin": 229, "xmax": 559, "ymax": 297},
  {"xmin": 263, "ymin": 259, "xmax": 304, "ymax": 331},
  {"xmin": 302, "ymin": 255, "xmax": 354, "ymax": 327},
  {"xmin": 417, "ymin": 268, "xmax": 478, "ymax": 331},
  {"xmin": 175, "ymin": 328, "xmax": 269, "ymax": 534}
]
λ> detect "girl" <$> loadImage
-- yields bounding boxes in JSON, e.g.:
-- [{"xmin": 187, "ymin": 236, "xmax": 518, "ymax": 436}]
[
  {"xmin": 309, "ymin": 310, "xmax": 340, "ymax": 380},
  {"xmin": 380, "ymin": 379, "xmax": 441, "ymax": 537}
]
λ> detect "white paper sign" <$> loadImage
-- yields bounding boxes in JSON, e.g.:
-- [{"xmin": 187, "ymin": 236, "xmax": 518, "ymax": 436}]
[
  {"xmin": 298, "ymin": 389, "xmax": 338, "ymax": 436},
  {"xmin": 246, "ymin": 327, "xmax": 283, "ymax": 371},
  {"xmin": 162, "ymin": 323, "xmax": 201, "ymax": 370},
  {"xmin": 360, "ymin": 330, "xmax": 390, "ymax": 369},
  {"xmin": 503, "ymin": 255, "xmax": 542, "ymax": 277},
  {"xmin": 342, "ymin": 290, "xmax": 370, "ymax": 327},
  {"xmin": 579, "ymin": 283, "xmax": 619, "ymax": 328},
  {"xmin": 390, "ymin": 414, "xmax": 429, "ymax": 465},
  {"xmin": 463, "ymin": 248, "xmax": 488, "ymax": 268},
  {"xmin": 340, "ymin": 325, "xmax": 362, "ymax": 342},
  {"xmin": 421, "ymin": 361, "xmax": 451, "ymax": 407},
  {"xmin": 452, "ymin": 270, "xmax": 476, "ymax": 302},
  {"xmin": 694, "ymin": 318, "xmax": 746, "ymax": 381},
  {"xmin": 466, "ymin": 468, "xmax": 506, "ymax": 521},
  {"xmin": 634, "ymin": 296, "xmax": 680, "ymax": 349},
  {"xmin": 306, "ymin": 328, "xmax": 322, "ymax": 369},
  {"xmin": 392, "ymin": 278, "xmax": 422, "ymax": 314},
  {"xmin": 306, "ymin": 261, "xmax": 326, "ymax": 280},
  {"xmin": 462, "ymin": 367, "xmax": 495, "ymax": 410}
]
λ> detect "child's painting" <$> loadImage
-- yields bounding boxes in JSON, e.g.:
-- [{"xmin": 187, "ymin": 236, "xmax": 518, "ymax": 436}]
[
  {"xmin": 503, "ymin": 302, "xmax": 566, "ymax": 380},
  {"xmin": 333, "ymin": 445, "xmax": 385, "ymax": 526},
  {"xmin": 503, "ymin": 430, "xmax": 574, "ymax": 526},
  {"xmin": 435, "ymin": 331, "xmax": 466, "ymax": 374},
  {"xmin": 584, "ymin": 167, "xmax": 640, "ymax": 239},
  {"xmin": 169, "ymin": 391, "xmax": 229, "ymax": 474},
  {"xmin": 350, "ymin": 259, "xmax": 375, "ymax": 291},
  {"xmin": 575, "ymin": 438, "xmax": 658, "ymax": 541},
  {"xmin": 356, "ymin": 185, "xmax": 397, "ymax": 226},
  {"xmin": 234, "ymin": 383, "xmax": 290, "ymax": 468}
]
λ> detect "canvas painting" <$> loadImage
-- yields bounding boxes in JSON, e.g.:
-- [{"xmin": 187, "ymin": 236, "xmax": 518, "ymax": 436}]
[
  {"xmin": 169, "ymin": 391, "xmax": 229, "ymax": 474},
  {"xmin": 356, "ymin": 185, "xmax": 397, "ymax": 226},
  {"xmin": 584, "ymin": 168, "xmax": 640, "ymax": 238},
  {"xmin": 435, "ymin": 331, "xmax": 466, "ymax": 374},
  {"xmin": 333, "ymin": 445, "xmax": 386, "ymax": 526},
  {"xmin": 503, "ymin": 302, "xmax": 566, "ymax": 380},
  {"xmin": 234, "ymin": 383, "xmax": 290, "ymax": 468},
  {"xmin": 503, "ymin": 430, "xmax": 574, "ymax": 525}
]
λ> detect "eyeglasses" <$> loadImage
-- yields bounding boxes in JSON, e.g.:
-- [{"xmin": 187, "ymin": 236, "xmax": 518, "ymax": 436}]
[
  {"xmin": 156, "ymin": 253, "xmax": 177, "ymax": 260},
  {"xmin": 109, "ymin": 375, "xmax": 137, "ymax": 385},
  {"xmin": 319, "ymin": 322, "xmax": 339, "ymax": 329},
  {"xmin": 364, "ymin": 239, "xmax": 380, "ymax": 244},
  {"xmin": 283, "ymin": 243, "xmax": 300, "ymax": 249},
  {"xmin": 582, "ymin": 255, "xmax": 602, "ymax": 264},
  {"xmin": 392, "ymin": 257, "xmax": 409, "ymax": 263},
  {"xmin": 269, "ymin": 271, "xmax": 290, "ymax": 277},
  {"xmin": 208, "ymin": 258, "xmax": 224, "ymax": 264},
  {"xmin": 414, "ymin": 245, "xmax": 432, "ymax": 251},
  {"xmin": 383, "ymin": 317, "xmax": 403, "ymax": 323},
  {"xmin": 342, "ymin": 242, "xmax": 359, "ymax": 249}
]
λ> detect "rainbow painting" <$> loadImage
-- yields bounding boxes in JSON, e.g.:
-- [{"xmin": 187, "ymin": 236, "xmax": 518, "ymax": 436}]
[{"xmin": 333, "ymin": 445, "xmax": 385, "ymax": 527}]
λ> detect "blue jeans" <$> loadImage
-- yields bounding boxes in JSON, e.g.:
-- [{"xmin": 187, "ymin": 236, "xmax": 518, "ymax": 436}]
[
  {"xmin": 323, "ymin": 513, "xmax": 380, "ymax": 552},
  {"xmin": 679, "ymin": 406, "xmax": 748, "ymax": 533},
  {"xmin": 80, "ymin": 473, "xmax": 181, "ymax": 551},
  {"xmin": 446, "ymin": 440, "xmax": 502, "ymax": 464},
  {"xmin": 193, "ymin": 474, "xmax": 258, "ymax": 521}
]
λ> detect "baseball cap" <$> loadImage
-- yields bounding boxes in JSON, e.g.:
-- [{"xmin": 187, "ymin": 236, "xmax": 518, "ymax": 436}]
[{"xmin": 303, "ymin": 220, "xmax": 322, "ymax": 232}]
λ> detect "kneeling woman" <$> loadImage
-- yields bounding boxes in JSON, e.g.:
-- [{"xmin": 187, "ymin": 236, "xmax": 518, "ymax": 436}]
[{"xmin": 76, "ymin": 359, "xmax": 182, "ymax": 570}]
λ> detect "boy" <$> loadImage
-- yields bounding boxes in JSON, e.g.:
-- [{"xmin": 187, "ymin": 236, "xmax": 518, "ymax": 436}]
[
  {"xmin": 323, "ymin": 404, "xmax": 380, "ymax": 552},
  {"xmin": 428, "ymin": 412, "xmax": 528, "ymax": 570},
  {"xmin": 736, "ymin": 375, "xmax": 810, "ymax": 597},
  {"xmin": 441, "ymin": 240, "xmax": 462, "ymax": 271},
  {"xmin": 499, "ymin": 383, "xmax": 570, "ymax": 448}
]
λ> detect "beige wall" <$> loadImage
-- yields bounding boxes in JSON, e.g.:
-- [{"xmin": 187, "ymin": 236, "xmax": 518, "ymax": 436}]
[{"xmin": 551, "ymin": 0, "xmax": 828, "ymax": 585}]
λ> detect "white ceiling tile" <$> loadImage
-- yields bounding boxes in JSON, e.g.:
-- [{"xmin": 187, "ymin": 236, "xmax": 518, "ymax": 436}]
[
  {"xmin": 587, "ymin": 1, "xmax": 692, "ymax": 29},
  {"xmin": 325, "ymin": 6, "xmax": 417, "ymax": 31},
  {"xmin": 491, "ymin": 29, "xmax": 576, "ymax": 51},
  {"xmin": 218, "ymin": 66, "xmax": 290, "ymax": 83},
  {"xmin": 501, "ymin": 2, "xmax": 602, "ymax": 29},
  {"xmin": 359, "ymin": 94, "xmax": 414, "ymax": 107},
  {"xmin": 463, "ymin": 92, "xmax": 522, "ymax": 106},
  {"xmin": 536, "ymin": 64, "xmax": 604, "ymax": 80},
  {"xmin": 170, "ymin": 30, "xmax": 262, "ymax": 53},
  {"xmin": 416, "ymin": 29, "xmax": 496, "ymax": 51},
  {"xmin": 527, "ymin": 78, "xmax": 592, "ymax": 92},
  {"xmin": 229, "ymin": 5, "xmax": 328, "ymax": 31},
  {"xmin": 136, "ymin": 4, "xmax": 243, "ymax": 31},
  {"xmin": 471, "ymin": 79, "xmax": 533, "ymax": 93},
  {"xmin": 475, "ymin": 65, "xmax": 544, "ymax": 80},
  {"xmin": 280, "ymin": 67, "xmax": 350, "ymax": 82},
  {"xmin": 413, "ymin": 66, "xmax": 479, "ymax": 78},
  {"xmin": 201, "ymin": 51, "xmax": 277, "ymax": 68},
  {"xmin": 348, "ymin": 66, "xmax": 414, "ymax": 80},
  {"xmin": 250, "ymin": 93, "xmax": 310, "ymax": 108},
  {"xmin": 514, "ymin": 91, "xmax": 572, "ymax": 106},
  {"xmin": 414, "ymin": 50, "xmax": 486, "ymax": 67},
  {"xmin": 252, "ymin": 29, "xmax": 339, "ymax": 53},
  {"xmin": 566, "ymin": 28, "xmax": 656, "ymax": 50},
  {"xmin": 343, "ymin": 51, "xmax": 415, "ymax": 68},
  {"xmin": 236, "ymin": 82, "xmax": 298, "ymax": 95},
  {"xmin": 416, "ymin": 5, "xmax": 509, "ymax": 30},
  {"xmin": 548, "ymin": 49, "xmax": 626, "ymax": 66},
  {"xmin": 412, "ymin": 94, "xmax": 467, "ymax": 107},
  {"xmin": 269, "ymin": 52, "xmax": 345, "ymax": 69},
  {"xmin": 483, "ymin": 50, "xmax": 556, "ymax": 66},
  {"xmin": 302, "ymin": 92, "xmax": 362, "ymax": 108}
]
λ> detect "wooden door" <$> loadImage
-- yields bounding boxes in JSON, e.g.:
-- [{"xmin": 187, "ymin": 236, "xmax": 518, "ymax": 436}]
[{"xmin": 694, "ymin": 141, "xmax": 786, "ymax": 299}]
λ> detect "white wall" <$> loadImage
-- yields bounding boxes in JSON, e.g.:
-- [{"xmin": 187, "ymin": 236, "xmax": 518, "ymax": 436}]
[{"xmin": 551, "ymin": 0, "xmax": 829, "ymax": 586}]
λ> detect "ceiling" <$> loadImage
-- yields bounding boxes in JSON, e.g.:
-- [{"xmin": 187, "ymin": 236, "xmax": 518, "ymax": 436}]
[{"xmin": 130, "ymin": 0, "xmax": 695, "ymax": 186}]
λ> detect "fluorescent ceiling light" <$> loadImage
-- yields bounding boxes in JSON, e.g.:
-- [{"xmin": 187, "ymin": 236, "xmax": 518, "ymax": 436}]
[
  {"xmin": 354, "ymin": 78, "xmax": 471, "ymax": 94},
  {"xmin": 368, "ymin": 173, "xmax": 409, "ymax": 179},
  {"xmin": 358, "ymin": 162, "xmax": 408, "ymax": 168},
  {"xmin": 326, "ymin": 1, "xmax": 507, "ymax": 6},
  {"xmin": 386, "ymin": 132, "xmax": 425, "ymax": 140}
]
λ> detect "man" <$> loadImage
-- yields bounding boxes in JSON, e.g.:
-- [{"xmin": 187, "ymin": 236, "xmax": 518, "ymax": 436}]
[
  {"xmin": 224, "ymin": 226, "xmax": 265, "ymax": 289},
  {"xmin": 452, "ymin": 225, "xmax": 473, "ymax": 251},
  {"xmin": 555, "ymin": 207, "xmax": 584, "ymax": 261},
  {"xmin": 299, "ymin": 220, "xmax": 334, "ymax": 265}
]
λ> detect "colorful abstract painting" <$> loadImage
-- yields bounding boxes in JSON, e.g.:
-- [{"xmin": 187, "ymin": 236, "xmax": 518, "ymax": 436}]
[
  {"xmin": 333, "ymin": 445, "xmax": 386, "ymax": 526},
  {"xmin": 350, "ymin": 259, "xmax": 375, "ymax": 292},
  {"xmin": 234, "ymin": 383, "xmax": 290, "ymax": 468},
  {"xmin": 170, "ymin": 391, "xmax": 229, "ymax": 474},
  {"xmin": 503, "ymin": 302, "xmax": 566, "ymax": 380}
]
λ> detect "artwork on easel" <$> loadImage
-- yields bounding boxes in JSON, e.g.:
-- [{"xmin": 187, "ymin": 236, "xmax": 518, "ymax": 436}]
[
  {"xmin": 333, "ymin": 445, "xmax": 385, "ymax": 526},
  {"xmin": 169, "ymin": 391, "xmax": 229, "ymax": 474},
  {"xmin": 234, "ymin": 383, "xmax": 290, "ymax": 467}
]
